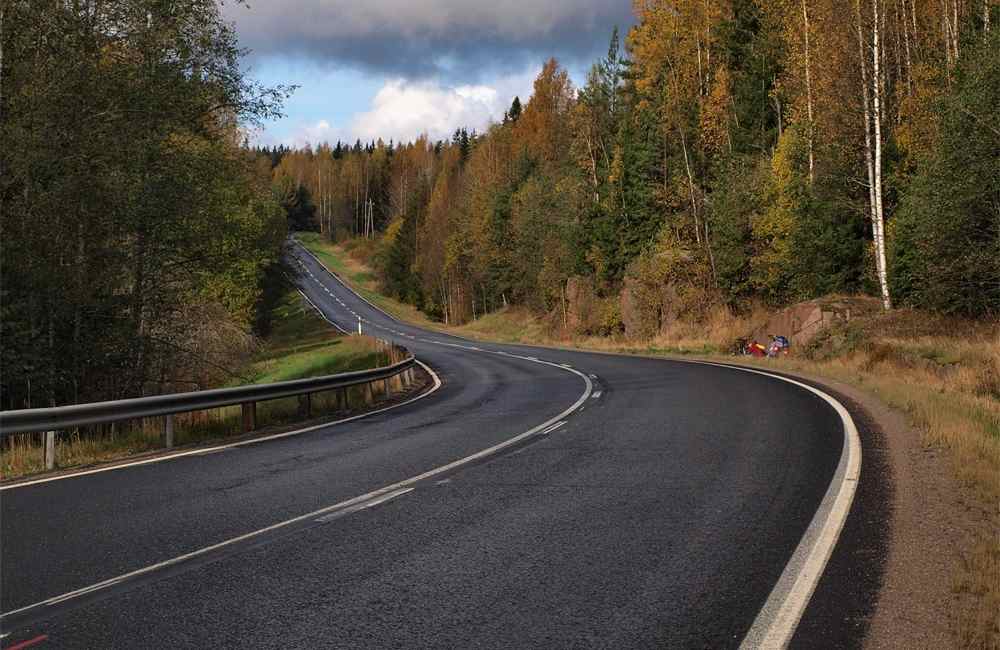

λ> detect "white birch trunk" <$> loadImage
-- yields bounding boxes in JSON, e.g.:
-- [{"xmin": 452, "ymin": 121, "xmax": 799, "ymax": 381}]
[
  {"xmin": 901, "ymin": 0, "xmax": 913, "ymax": 93},
  {"xmin": 871, "ymin": 0, "xmax": 893, "ymax": 310},
  {"xmin": 802, "ymin": 0, "xmax": 816, "ymax": 185},
  {"xmin": 855, "ymin": 0, "xmax": 880, "ymax": 297},
  {"xmin": 855, "ymin": 0, "xmax": 877, "ymax": 200},
  {"xmin": 953, "ymin": 0, "xmax": 961, "ymax": 60}
]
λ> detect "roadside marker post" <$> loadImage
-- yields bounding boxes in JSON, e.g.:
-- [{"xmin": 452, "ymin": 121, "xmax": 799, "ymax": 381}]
[
  {"xmin": 44, "ymin": 431, "xmax": 56, "ymax": 470},
  {"xmin": 163, "ymin": 415, "xmax": 174, "ymax": 449}
]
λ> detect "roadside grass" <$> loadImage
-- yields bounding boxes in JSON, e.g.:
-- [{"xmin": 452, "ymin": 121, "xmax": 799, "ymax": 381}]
[
  {"xmin": 236, "ymin": 290, "xmax": 392, "ymax": 384},
  {"xmin": 297, "ymin": 232, "xmax": 435, "ymax": 327},
  {"xmin": 2, "ymin": 289, "xmax": 404, "ymax": 480},
  {"xmin": 303, "ymin": 234, "xmax": 1000, "ymax": 647}
]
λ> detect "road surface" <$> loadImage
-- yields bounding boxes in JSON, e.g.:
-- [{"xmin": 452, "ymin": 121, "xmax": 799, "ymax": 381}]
[{"xmin": 1, "ymin": 240, "xmax": 861, "ymax": 648}]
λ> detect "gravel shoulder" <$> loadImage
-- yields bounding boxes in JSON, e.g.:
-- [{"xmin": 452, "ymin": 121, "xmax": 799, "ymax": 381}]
[{"xmin": 757, "ymin": 366, "xmax": 988, "ymax": 649}]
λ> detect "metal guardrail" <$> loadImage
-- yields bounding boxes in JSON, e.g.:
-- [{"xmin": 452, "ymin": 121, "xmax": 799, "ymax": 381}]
[{"xmin": 0, "ymin": 355, "xmax": 419, "ymax": 471}]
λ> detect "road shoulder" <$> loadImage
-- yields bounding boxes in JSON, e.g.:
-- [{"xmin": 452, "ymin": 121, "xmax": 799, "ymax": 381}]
[{"xmin": 763, "ymin": 368, "xmax": 980, "ymax": 649}]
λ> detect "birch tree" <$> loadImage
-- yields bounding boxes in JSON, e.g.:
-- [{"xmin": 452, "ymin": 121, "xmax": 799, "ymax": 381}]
[
  {"xmin": 801, "ymin": 0, "xmax": 817, "ymax": 184},
  {"xmin": 870, "ymin": 0, "xmax": 893, "ymax": 309}
]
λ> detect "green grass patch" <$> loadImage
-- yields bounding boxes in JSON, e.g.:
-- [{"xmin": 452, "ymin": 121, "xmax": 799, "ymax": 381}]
[
  {"xmin": 296, "ymin": 232, "xmax": 437, "ymax": 327},
  {"xmin": 235, "ymin": 289, "xmax": 389, "ymax": 385}
]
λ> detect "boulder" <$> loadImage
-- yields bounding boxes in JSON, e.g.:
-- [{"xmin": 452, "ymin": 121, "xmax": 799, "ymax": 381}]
[{"xmin": 749, "ymin": 296, "xmax": 880, "ymax": 347}]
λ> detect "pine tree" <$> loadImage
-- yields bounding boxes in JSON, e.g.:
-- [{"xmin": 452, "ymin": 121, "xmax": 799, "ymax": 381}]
[{"xmin": 509, "ymin": 96, "xmax": 522, "ymax": 122}]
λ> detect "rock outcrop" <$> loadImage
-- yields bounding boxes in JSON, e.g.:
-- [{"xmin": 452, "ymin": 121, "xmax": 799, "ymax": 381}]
[{"xmin": 748, "ymin": 296, "xmax": 881, "ymax": 347}]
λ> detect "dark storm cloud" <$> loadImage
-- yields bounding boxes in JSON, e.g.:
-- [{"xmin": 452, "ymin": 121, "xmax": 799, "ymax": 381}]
[{"xmin": 223, "ymin": 0, "xmax": 634, "ymax": 77}]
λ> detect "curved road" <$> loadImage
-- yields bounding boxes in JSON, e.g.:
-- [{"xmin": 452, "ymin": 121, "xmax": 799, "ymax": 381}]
[{"xmin": 1, "ymin": 241, "xmax": 852, "ymax": 648}]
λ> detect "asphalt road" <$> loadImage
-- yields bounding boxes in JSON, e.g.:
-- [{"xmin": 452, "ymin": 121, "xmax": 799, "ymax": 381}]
[{"xmin": 0, "ymin": 240, "xmax": 853, "ymax": 648}]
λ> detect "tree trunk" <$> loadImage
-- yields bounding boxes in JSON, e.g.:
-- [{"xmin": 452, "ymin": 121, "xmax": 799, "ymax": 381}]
[
  {"xmin": 856, "ymin": 0, "xmax": 881, "ymax": 302},
  {"xmin": 679, "ymin": 128, "xmax": 701, "ymax": 245},
  {"xmin": 901, "ymin": 0, "xmax": 913, "ymax": 93},
  {"xmin": 317, "ymin": 167, "xmax": 323, "ymax": 235},
  {"xmin": 893, "ymin": 0, "xmax": 904, "ymax": 92},
  {"xmin": 802, "ymin": 0, "xmax": 816, "ymax": 185},
  {"xmin": 952, "ymin": 0, "xmax": 960, "ymax": 60},
  {"xmin": 0, "ymin": 6, "xmax": 4, "ymax": 113},
  {"xmin": 871, "ymin": 0, "xmax": 893, "ymax": 310}
]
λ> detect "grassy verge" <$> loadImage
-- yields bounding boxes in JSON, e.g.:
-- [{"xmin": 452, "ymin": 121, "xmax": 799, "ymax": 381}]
[
  {"xmin": 2, "ymin": 289, "xmax": 405, "ymax": 480},
  {"xmin": 236, "ymin": 290, "xmax": 394, "ymax": 384},
  {"xmin": 300, "ymin": 232, "xmax": 999, "ymax": 647},
  {"xmin": 297, "ymin": 232, "xmax": 435, "ymax": 327}
]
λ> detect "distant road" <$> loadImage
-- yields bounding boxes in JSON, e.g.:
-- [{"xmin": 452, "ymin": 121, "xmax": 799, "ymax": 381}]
[{"xmin": 1, "ymin": 240, "xmax": 858, "ymax": 648}]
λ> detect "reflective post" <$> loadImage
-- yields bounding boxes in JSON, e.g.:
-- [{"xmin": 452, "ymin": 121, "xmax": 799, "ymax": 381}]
[
  {"xmin": 164, "ymin": 414, "xmax": 174, "ymax": 449},
  {"xmin": 44, "ymin": 431, "xmax": 56, "ymax": 470}
]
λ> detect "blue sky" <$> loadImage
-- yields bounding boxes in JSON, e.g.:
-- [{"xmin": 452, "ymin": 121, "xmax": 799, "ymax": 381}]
[
  {"xmin": 223, "ymin": 1, "xmax": 634, "ymax": 147},
  {"xmin": 247, "ymin": 60, "xmax": 385, "ymax": 145}
]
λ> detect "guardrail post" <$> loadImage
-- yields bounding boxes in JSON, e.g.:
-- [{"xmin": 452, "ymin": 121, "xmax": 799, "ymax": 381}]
[
  {"xmin": 163, "ymin": 414, "xmax": 174, "ymax": 449},
  {"xmin": 363, "ymin": 381, "xmax": 374, "ymax": 405},
  {"xmin": 298, "ymin": 393, "xmax": 311, "ymax": 418},
  {"xmin": 383, "ymin": 378, "xmax": 390, "ymax": 398},
  {"xmin": 338, "ymin": 387, "xmax": 348, "ymax": 411},
  {"xmin": 44, "ymin": 431, "xmax": 56, "ymax": 470},
  {"xmin": 241, "ymin": 402, "xmax": 256, "ymax": 432}
]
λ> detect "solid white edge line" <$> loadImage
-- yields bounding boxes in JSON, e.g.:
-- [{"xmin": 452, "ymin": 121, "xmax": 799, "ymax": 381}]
[
  {"xmin": 297, "ymin": 288, "xmax": 349, "ymax": 335},
  {"xmin": 1, "ymin": 361, "xmax": 443, "ymax": 492},
  {"xmin": 1, "ymin": 361, "xmax": 591, "ymax": 622},
  {"xmin": 294, "ymin": 240, "xmax": 402, "ymax": 324},
  {"xmin": 681, "ymin": 361, "xmax": 861, "ymax": 650},
  {"xmin": 300, "ymin": 238, "xmax": 860, "ymax": 647}
]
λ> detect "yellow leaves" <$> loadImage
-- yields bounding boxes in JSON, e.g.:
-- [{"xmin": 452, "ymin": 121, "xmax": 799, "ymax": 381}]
[
  {"xmin": 700, "ymin": 67, "xmax": 733, "ymax": 155},
  {"xmin": 382, "ymin": 217, "xmax": 404, "ymax": 248},
  {"xmin": 751, "ymin": 127, "xmax": 807, "ymax": 295},
  {"xmin": 513, "ymin": 59, "xmax": 575, "ymax": 165},
  {"xmin": 896, "ymin": 62, "xmax": 946, "ymax": 163},
  {"xmin": 628, "ymin": 0, "xmax": 728, "ymax": 115}
]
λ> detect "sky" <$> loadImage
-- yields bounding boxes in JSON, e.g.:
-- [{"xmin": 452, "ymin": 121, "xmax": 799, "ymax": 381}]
[{"xmin": 221, "ymin": 0, "xmax": 635, "ymax": 148}]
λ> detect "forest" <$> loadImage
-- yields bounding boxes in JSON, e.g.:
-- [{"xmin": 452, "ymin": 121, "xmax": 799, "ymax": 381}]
[
  {"xmin": 2, "ymin": 0, "xmax": 997, "ymax": 410},
  {"xmin": 263, "ymin": 0, "xmax": 998, "ymax": 333},
  {"xmin": 1, "ymin": 1, "xmax": 291, "ymax": 409}
]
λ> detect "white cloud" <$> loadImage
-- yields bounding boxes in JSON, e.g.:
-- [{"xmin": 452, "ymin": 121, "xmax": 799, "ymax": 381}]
[
  {"xmin": 348, "ymin": 80, "xmax": 496, "ymax": 143},
  {"xmin": 275, "ymin": 67, "xmax": 538, "ymax": 147}
]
